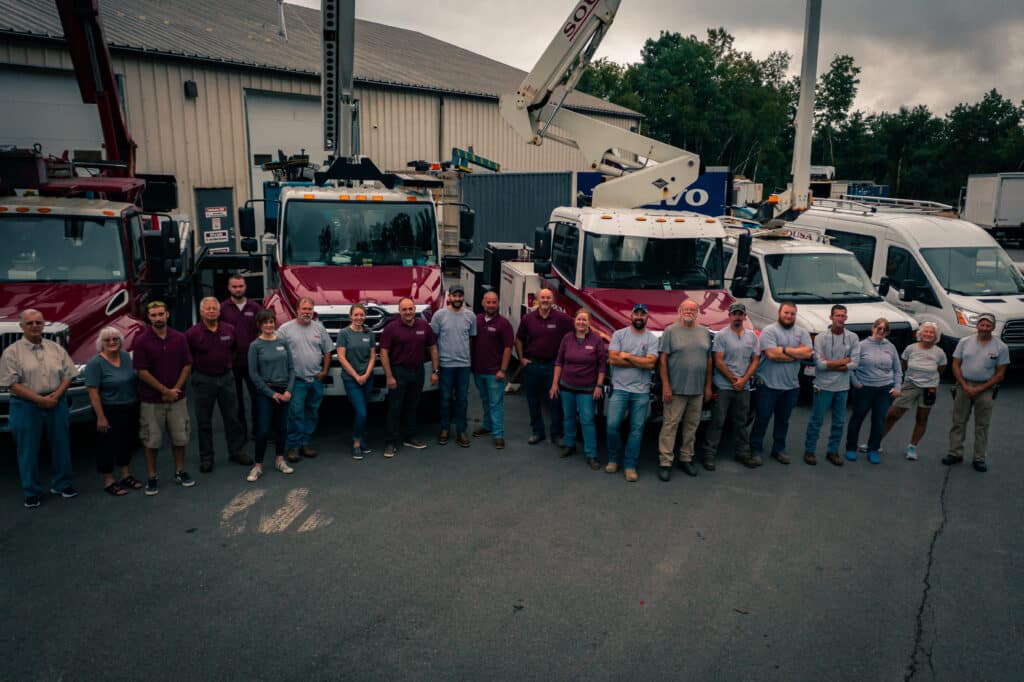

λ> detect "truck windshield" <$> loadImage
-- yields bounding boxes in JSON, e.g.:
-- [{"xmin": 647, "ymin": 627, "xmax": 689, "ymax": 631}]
[
  {"xmin": 0, "ymin": 215, "xmax": 125, "ymax": 283},
  {"xmin": 582, "ymin": 235, "xmax": 724, "ymax": 289},
  {"xmin": 282, "ymin": 200, "xmax": 438, "ymax": 266},
  {"xmin": 764, "ymin": 253, "xmax": 881, "ymax": 303},
  {"xmin": 921, "ymin": 246, "xmax": 1024, "ymax": 295}
]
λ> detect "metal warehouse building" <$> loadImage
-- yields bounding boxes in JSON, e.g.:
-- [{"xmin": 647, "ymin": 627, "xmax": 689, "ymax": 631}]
[{"xmin": 0, "ymin": 0, "xmax": 641, "ymax": 223}]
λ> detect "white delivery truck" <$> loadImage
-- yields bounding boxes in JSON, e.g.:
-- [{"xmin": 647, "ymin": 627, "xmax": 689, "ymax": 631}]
[
  {"xmin": 962, "ymin": 172, "xmax": 1024, "ymax": 246},
  {"xmin": 722, "ymin": 219, "xmax": 918, "ymax": 388},
  {"xmin": 792, "ymin": 196, "xmax": 1024, "ymax": 366}
]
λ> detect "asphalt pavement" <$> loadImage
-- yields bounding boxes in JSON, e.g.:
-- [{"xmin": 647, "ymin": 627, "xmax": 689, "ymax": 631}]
[{"xmin": 2, "ymin": 381, "xmax": 1023, "ymax": 682}]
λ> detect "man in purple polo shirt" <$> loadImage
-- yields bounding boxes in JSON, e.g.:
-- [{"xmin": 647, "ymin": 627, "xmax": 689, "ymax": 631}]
[
  {"xmin": 380, "ymin": 297, "xmax": 439, "ymax": 457},
  {"xmin": 515, "ymin": 288, "xmax": 573, "ymax": 446},
  {"xmin": 186, "ymin": 297, "xmax": 251, "ymax": 473},
  {"xmin": 133, "ymin": 301, "xmax": 194, "ymax": 495},
  {"xmin": 219, "ymin": 274, "xmax": 262, "ymax": 439},
  {"xmin": 471, "ymin": 291, "xmax": 514, "ymax": 449}
]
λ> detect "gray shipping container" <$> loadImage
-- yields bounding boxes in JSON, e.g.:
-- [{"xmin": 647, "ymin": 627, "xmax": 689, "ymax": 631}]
[{"xmin": 459, "ymin": 172, "xmax": 573, "ymax": 259}]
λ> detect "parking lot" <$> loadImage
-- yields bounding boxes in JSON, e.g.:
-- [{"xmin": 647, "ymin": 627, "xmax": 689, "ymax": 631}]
[{"xmin": 2, "ymin": 380, "xmax": 1023, "ymax": 682}]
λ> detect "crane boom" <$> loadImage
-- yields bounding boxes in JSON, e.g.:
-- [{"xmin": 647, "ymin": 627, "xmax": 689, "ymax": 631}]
[{"xmin": 499, "ymin": 0, "xmax": 699, "ymax": 209}]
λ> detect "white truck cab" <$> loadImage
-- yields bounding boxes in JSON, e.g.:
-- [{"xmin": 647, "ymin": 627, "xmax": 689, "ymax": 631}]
[
  {"xmin": 792, "ymin": 197, "xmax": 1024, "ymax": 365},
  {"xmin": 723, "ymin": 220, "xmax": 918, "ymax": 384}
]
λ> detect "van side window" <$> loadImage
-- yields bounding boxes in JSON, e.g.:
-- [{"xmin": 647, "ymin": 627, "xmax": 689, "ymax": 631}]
[
  {"xmin": 826, "ymin": 229, "xmax": 875, "ymax": 274},
  {"xmin": 551, "ymin": 222, "xmax": 579, "ymax": 284},
  {"xmin": 886, "ymin": 246, "xmax": 939, "ymax": 307}
]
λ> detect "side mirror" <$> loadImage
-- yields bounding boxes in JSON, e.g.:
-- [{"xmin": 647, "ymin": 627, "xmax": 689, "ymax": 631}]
[
  {"xmin": 458, "ymin": 238, "xmax": 473, "ymax": 257},
  {"xmin": 160, "ymin": 218, "xmax": 180, "ymax": 257},
  {"xmin": 899, "ymin": 280, "xmax": 922, "ymax": 302},
  {"xmin": 534, "ymin": 226, "xmax": 551, "ymax": 260},
  {"xmin": 736, "ymin": 233, "xmax": 752, "ymax": 272},
  {"xmin": 534, "ymin": 260, "xmax": 552, "ymax": 276},
  {"xmin": 241, "ymin": 238, "xmax": 259, "ymax": 254},
  {"xmin": 877, "ymin": 277, "xmax": 891, "ymax": 297},
  {"xmin": 238, "ymin": 206, "xmax": 256, "ymax": 239},
  {"xmin": 460, "ymin": 208, "xmax": 475, "ymax": 240},
  {"xmin": 748, "ymin": 285, "xmax": 764, "ymax": 301}
]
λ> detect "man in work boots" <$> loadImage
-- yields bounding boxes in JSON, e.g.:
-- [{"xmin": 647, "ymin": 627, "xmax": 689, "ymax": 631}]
[
  {"xmin": 945, "ymin": 313, "xmax": 1009, "ymax": 472},
  {"xmin": 702, "ymin": 303, "xmax": 760, "ymax": 472},
  {"xmin": 186, "ymin": 297, "xmax": 251, "ymax": 473}
]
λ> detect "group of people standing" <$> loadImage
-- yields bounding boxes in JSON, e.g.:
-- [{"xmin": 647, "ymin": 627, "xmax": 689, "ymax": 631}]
[{"xmin": 1, "ymin": 280, "xmax": 1011, "ymax": 508}]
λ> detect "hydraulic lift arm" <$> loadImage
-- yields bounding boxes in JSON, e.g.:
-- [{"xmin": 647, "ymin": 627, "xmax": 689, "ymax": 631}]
[
  {"xmin": 55, "ymin": 0, "xmax": 137, "ymax": 179},
  {"xmin": 498, "ymin": 0, "xmax": 699, "ymax": 209}
]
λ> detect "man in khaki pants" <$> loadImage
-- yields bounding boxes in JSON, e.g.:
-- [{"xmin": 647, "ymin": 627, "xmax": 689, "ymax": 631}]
[
  {"xmin": 944, "ymin": 313, "xmax": 1009, "ymax": 472},
  {"xmin": 657, "ymin": 299, "xmax": 712, "ymax": 479}
]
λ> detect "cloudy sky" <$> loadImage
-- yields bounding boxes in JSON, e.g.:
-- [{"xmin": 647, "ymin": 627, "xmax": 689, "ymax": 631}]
[{"xmin": 288, "ymin": 0, "xmax": 1023, "ymax": 117}]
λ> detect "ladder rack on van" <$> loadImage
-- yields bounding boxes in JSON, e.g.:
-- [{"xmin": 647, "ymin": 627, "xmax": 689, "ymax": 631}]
[
  {"xmin": 827, "ymin": 195, "xmax": 953, "ymax": 214},
  {"xmin": 718, "ymin": 215, "xmax": 831, "ymax": 244}
]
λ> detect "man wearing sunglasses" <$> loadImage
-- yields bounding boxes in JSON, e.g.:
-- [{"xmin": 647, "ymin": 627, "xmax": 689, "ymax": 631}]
[
  {"xmin": 606, "ymin": 304, "xmax": 659, "ymax": 482},
  {"xmin": 0, "ymin": 309, "xmax": 79, "ymax": 508}
]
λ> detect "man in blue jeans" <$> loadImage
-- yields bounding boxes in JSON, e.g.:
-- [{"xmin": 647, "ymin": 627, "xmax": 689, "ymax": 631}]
[
  {"xmin": 605, "ymin": 305, "xmax": 659, "ymax": 483},
  {"xmin": 471, "ymin": 291, "xmax": 514, "ymax": 449},
  {"xmin": 431, "ymin": 284, "xmax": 477, "ymax": 447},
  {"xmin": 515, "ymin": 288, "xmax": 573, "ymax": 446},
  {"xmin": 749, "ymin": 302, "xmax": 813, "ymax": 465},
  {"xmin": 277, "ymin": 298, "xmax": 334, "ymax": 462},
  {"xmin": 803, "ymin": 304, "xmax": 859, "ymax": 467},
  {"xmin": 0, "ymin": 309, "xmax": 78, "ymax": 508}
]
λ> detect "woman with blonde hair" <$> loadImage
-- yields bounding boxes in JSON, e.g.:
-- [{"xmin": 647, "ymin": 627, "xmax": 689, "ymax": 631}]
[
  {"xmin": 881, "ymin": 322, "xmax": 948, "ymax": 460},
  {"xmin": 83, "ymin": 327, "xmax": 142, "ymax": 495}
]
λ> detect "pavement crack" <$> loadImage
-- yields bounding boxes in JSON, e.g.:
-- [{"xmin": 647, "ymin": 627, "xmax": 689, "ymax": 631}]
[{"xmin": 904, "ymin": 466, "xmax": 951, "ymax": 682}]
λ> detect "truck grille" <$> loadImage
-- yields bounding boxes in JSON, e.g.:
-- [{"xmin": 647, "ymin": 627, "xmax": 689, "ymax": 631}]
[
  {"xmin": 1002, "ymin": 319, "xmax": 1024, "ymax": 346},
  {"xmin": 0, "ymin": 325, "xmax": 70, "ymax": 355}
]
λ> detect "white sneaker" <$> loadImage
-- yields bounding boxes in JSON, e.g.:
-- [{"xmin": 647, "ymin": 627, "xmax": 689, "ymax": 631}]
[
  {"xmin": 275, "ymin": 460, "xmax": 294, "ymax": 474},
  {"xmin": 246, "ymin": 466, "xmax": 262, "ymax": 482},
  {"xmin": 905, "ymin": 445, "xmax": 918, "ymax": 461}
]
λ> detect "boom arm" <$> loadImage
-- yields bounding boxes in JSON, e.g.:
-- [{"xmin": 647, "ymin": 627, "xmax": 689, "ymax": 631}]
[
  {"xmin": 498, "ymin": 0, "xmax": 699, "ymax": 208},
  {"xmin": 55, "ymin": 0, "xmax": 136, "ymax": 178}
]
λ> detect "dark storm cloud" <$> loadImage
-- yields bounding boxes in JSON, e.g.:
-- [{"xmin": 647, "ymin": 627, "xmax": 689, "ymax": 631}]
[{"xmin": 288, "ymin": 0, "xmax": 1024, "ymax": 115}]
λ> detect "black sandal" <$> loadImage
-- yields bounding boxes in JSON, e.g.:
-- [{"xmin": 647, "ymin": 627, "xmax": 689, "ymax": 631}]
[
  {"xmin": 118, "ymin": 475, "xmax": 143, "ymax": 490},
  {"xmin": 104, "ymin": 483, "xmax": 128, "ymax": 497}
]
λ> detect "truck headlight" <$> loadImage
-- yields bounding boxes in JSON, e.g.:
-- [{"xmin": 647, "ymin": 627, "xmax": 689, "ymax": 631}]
[{"xmin": 953, "ymin": 305, "xmax": 984, "ymax": 328}]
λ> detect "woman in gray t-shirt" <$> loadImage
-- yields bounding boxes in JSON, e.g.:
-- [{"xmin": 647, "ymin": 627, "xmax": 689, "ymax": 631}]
[
  {"xmin": 84, "ymin": 327, "xmax": 141, "ymax": 496},
  {"xmin": 881, "ymin": 322, "xmax": 948, "ymax": 460},
  {"xmin": 337, "ymin": 303, "xmax": 377, "ymax": 459}
]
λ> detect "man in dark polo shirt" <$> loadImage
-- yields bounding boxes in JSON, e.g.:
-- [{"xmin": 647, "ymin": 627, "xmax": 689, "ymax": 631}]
[
  {"xmin": 471, "ymin": 290, "xmax": 514, "ymax": 449},
  {"xmin": 219, "ymin": 274, "xmax": 262, "ymax": 439},
  {"xmin": 380, "ymin": 297, "xmax": 439, "ymax": 457},
  {"xmin": 186, "ymin": 297, "xmax": 251, "ymax": 473},
  {"xmin": 515, "ymin": 288, "xmax": 573, "ymax": 445},
  {"xmin": 133, "ymin": 301, "xmax": 195, "ymax": 495}
]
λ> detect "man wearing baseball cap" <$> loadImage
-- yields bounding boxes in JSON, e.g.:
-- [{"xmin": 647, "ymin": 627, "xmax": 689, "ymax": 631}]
[
  {"xmin": 431, "ymin": 284, "xmax": 477, "ymax": 446},
  {"xmin": 702, "ymin": 302, "xmax": 760, "ymax": 472},
  {"xmin": 945, "ymin": 312, "xmax": 1009, "ymax": 472}
]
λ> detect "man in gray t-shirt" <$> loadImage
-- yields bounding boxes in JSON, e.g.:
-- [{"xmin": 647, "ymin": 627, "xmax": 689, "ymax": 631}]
[
  {"xmin": 430, "ymin": 285, "xmax": 477, "ymax": 444},
  {"xmin": 704, "ymin": 303, "xmax": 760, "ymax": 470},
  {"xmin": 606, "ymin": 305, "xmax": 660, "ymax": 481},
  {"xmin": 277, "ymin": 298, "xmax": 334, "ymax": 459},
  {"xmin": 656, "ymin": 299, "xmax": 712, "ymax": 477},
  {"xmin": 946, "ymin": 314, "xmax": 1009, "ymax": 470},
  {"xmin": 749, "ymin": 302, "xmax": 813, "ymax": 465}
]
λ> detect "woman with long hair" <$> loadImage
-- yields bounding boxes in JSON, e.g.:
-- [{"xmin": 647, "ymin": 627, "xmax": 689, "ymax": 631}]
[{"xmin": 550, "ymin": 310, "xmax": 607, "ymax": 471}]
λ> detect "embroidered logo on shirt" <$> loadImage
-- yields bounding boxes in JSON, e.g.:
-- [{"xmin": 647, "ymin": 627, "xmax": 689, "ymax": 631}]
[
  {"xmin": 547, "ymin": 324, "xmax": 556, "ymax": 329},
  {"xmin": 220, "ymin": 335, "xmax": 232, "ymax": 341},
  {"xmin": 416, "ymin": 330, "xmax": 425, "ymax": 335},
  {"xmin": 275, "ymin": 346, "xmax": 285, "ymax": 352},
  {"xmin": 244, "ymin": 311, "xmax": 254, "ymax": 316}
]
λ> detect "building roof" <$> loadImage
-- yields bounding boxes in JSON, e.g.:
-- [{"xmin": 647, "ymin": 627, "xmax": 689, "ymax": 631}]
[{"xmin": 0, "ymin": 0, "xmax": 640, "ymax": 119}]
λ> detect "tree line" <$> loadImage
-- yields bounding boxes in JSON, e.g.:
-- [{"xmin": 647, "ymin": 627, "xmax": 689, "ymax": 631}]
[{"xmin": 578, "ymin": 29, "xmax": 1024, "ymax": 206}]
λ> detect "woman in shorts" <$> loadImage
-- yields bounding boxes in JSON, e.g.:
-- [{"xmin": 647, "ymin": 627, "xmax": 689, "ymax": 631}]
[{"xmin": 881, "ymin": 322, "xmax": 948, "ymax": 460}]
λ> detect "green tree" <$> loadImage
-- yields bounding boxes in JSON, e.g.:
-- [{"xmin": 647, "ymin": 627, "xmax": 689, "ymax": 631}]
[{"xmin": 814, "ymin": 54, "xmax": 861, "ymax": 167}]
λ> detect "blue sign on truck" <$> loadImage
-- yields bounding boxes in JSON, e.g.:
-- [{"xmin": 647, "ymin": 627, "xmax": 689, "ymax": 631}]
[{"xmin": 576, "ymin": 168, "xmax": 730, "ymax": 216}]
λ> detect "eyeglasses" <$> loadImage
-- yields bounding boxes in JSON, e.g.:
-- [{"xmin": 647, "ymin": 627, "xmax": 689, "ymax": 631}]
[
  {"xmin": 103, "ymin": 337, "xmax": 122, "ymax": 343},
  {"xmin": 875, "ymin": 326, "xmax": 889, "ymax": 333}
]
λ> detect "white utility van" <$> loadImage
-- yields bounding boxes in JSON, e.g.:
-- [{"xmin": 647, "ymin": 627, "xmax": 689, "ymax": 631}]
[
  {"xmin": 721, "ymin": 219, "xmax": 918, "ymax": 386},
  {"xmin": 792, "ymin": 196, "xmax": 1024, "ymax": 365}
]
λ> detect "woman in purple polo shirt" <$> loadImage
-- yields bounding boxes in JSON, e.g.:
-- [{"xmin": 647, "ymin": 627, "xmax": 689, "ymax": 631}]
[{"xmin": 550, "ymin": 310, "xmax": 607, "ymax": 470}]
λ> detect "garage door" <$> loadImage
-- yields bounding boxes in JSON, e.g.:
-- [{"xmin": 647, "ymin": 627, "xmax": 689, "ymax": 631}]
[
  {"xmin": 244, "ymin": 91, "xmax": 323, "ymax": 234},
  {"xmin": 0, "ymin": 68, "xmax": 103, "ymax": 158}
]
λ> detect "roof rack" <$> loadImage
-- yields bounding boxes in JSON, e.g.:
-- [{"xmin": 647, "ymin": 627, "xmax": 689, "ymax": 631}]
[{"xmin": 837, "ymin": 195, "xmax": 952, "ymax": 213}]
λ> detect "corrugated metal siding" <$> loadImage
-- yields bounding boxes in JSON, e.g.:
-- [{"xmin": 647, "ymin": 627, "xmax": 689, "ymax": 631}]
[
  {"xmin": 357, "ymin": 86, "xmax": 439, "ymax": 171},
  {"xmin": 460, "ymin": 173, "xmax": 572, "ymax": 258}
]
